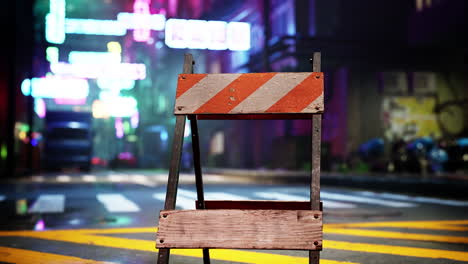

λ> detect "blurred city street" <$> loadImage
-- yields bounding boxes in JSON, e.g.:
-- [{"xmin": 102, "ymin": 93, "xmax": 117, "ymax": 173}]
[
  {"xmin": 0, "ymin": 170, "xmax": 467, "ymax": 264},
  {"xmin": 1, "ymin": 0, "xmax": 467, "ymax": 263}
]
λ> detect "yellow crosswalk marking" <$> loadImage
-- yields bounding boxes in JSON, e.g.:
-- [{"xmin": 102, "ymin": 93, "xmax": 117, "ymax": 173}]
[
  {"xmin": 325, "ymin": 227, "xmax": 468, "ymax": 244},
  {"xmin": 328, "ymin": 220, "xmax": 468, "ymax": 231},
  {"xmin": 0, "ymin": 246, "xmax": 116, "ymax": 264},
  {"xmin": 1, "ymin": 220, "xmax": 467, "ymax": 263},
  {"xmin": 0, "ymin": 228, "xmax": 355, "ymax": 264},
  {"xmin": 325, "ymin": 240, "xmax": 468, "ymax": 262}
]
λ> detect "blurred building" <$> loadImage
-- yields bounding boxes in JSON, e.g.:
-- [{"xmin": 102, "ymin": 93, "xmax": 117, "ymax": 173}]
[{"xmin": 1, "ymin": 0, "xmax": 467, "ymax": 177}]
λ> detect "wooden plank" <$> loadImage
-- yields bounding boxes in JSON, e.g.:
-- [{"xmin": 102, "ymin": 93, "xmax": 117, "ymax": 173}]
[
  {"xmin": 156, "ymin": 210, "xmax": 323, "ymax": 250},
  {"xmin": 175, "ymin": 72, "xmax": 324, "ymax": 115},
  {"xmin": 196, "ymin": 200, "xmax": 311, "ymax": 210},
  {"xmin": 310, "ymin": 52, "xmax": 322, "ymax": 264},
  {"xmin": 195, "ymin": 113, "xmax": 314, "ymax": 120},
  {"xmin": 157, "ymin": 53, "xmax": 193, "ymax": 264}
]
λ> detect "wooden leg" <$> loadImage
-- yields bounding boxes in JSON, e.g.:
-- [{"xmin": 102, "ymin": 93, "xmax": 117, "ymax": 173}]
[
  {"xmin": 309, "ymin": 52, "xmax": 322, "ymax": 264},
  {"xmin": 309, "ymin": 251, "xmax": 320, "ymax": 264},
  {"xmin": 157, "ymin": 115, "xmax": 186, "ymax": 264},
  {"xmin": 189, "ymin": 115, "xmax": 211, "ymax": 264}
]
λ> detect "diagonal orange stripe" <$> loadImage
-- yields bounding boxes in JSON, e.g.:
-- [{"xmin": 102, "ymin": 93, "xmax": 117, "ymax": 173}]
[
  {"xmin": 194, "ymin": 73, "xmax": 277, "ymax": 114},
  {"xmin": 176, "ymin": 74, "xmax": 208, "ymax": 98},
  {"xmin": 266, "ymin": 73, "xmax": 323, "ymax": 113}
]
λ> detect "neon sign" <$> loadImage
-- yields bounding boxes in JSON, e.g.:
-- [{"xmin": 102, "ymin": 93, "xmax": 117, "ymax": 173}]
[
  {"xmin": 65, "ymin": 19, "xmax": 127, "ymax": 36},
  {"xmin": 46, "ymin": 47, "xmax": 59, "ymax": 63},
  {"xmin": 117, "ymin": 13, "xmax": 166, "ymax": 31},
  {"xmin": 93, "ymin": 96, "xmax": 138, "ymax": 118},
  {"xmin": 45, "ymin": 0, "xmax": 66, "ymax": 44},
  {"xmin": 68, "ymin": 51, "xmax": 121, "ymax": 64},
  {"xmin": 21, "ymin": 76, "xmax": 89, "ymax": 99},
  {"xmin": 97, "ymin": 78, "xmax": 135, "ymax": 90},
  {"xmin": 50, "ymin": 62, "xmax": 146, "ymax": 80},
  {"xmin": 132, "ymin": 0, "xmax": 151, "ymax": 42},
  {"xmin": 165, "ymin": 19, "xmax": 251, "ymax": 51}
]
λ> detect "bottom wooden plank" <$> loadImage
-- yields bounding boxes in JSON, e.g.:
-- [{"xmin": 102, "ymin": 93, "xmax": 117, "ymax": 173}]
[
  {"xmin": 196, "ymin": 200, "xmax": 311, "ymax": 210},
  {"xmin": 156, "ymin": 209, "xmax": 322, "ymax": 250}
]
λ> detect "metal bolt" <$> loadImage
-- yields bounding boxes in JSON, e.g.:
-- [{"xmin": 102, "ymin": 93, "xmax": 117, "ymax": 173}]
[
  {"xmin": 314, "ymin": 214, "xmax": 319, "ymax": 219},
  {"xmin": 314, "ymin": 241, "xmax": 319, "ymax": 246},
  {"xmin": 162, "ymin": 213, "xmax": 168, "ymax": 218},
  {"xmin": 160, "ymin": 239, "xmax": 164, "ymax": 243}
]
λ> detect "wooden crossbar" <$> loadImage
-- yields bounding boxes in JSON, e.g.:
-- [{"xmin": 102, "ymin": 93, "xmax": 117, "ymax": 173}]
[
  {"xmin": 157, "ymin": 209, "xmax": 323, "ymax": 250},
  {"xmin": 175, "ymin": 72, "xmax": 324, "ymax": 115}
]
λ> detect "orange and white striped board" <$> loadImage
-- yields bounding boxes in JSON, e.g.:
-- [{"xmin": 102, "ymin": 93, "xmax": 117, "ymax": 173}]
[{"xmin": 174, "ymin": 72, "xmax": 324, "ymax": 115}]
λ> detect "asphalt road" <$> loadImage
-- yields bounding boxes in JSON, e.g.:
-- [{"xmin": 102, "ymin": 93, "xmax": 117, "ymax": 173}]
[{"xmin": 0, "ymin": 172, "xmax": 467, "ymax": 264}]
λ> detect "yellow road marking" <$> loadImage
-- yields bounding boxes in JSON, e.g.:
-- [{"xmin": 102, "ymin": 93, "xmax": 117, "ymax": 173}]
[
  {"xmin": 0, "ymin": 246, "xmax": 116, "ymax": 264},
  {"xmin": 326, "ymin": 240, "xmax": 468, "ymax": 262},
  {"xmin": 325, "ymin": 227, "xmax": 468, "ymax": 244},
  {"xmin": 1, "ymin": 220, "xmax": 467, "ymax": 263},
  {"xmin": 0, "ymin": 228, "xmax": 355, "ymax": 264},
  {"xmin": 328, "ymin": 220, "xmax": 468, "ymax": 231}
]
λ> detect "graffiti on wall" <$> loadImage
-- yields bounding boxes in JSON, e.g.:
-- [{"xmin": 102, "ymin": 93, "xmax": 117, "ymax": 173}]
[{"xmin": 382, "ymin": 96, "xmax": 441, "ymax": 141}]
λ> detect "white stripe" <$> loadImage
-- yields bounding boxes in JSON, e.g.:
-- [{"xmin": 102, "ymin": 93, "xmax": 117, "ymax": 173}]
[
  {"xmin": 108, "ymin": 174, "xmax": 128, "ymax": 182},
  {"xmin": 301, "ymin": 93, "xmax": 324, "ymax": 112},
  {"xmin": 204, "ymin": 192, "xmax": 249, "ymax": 200},
  {"xmin": 32, "ymin": 176, "xmax": 44, "ymax": 182},
  {"xmin": 254, "ymin": 191, "xmax": 308, "ymax": 201},
  {"xmin": 230, "ymin": 73, "xmax": 310, "ymax": 113},
  {"xmin": 57, "ymin": 175, "xmax": 71, "ymax": 182},
  {"xmin": 254, "ymin": 192, "xmax": 356, "ymax": 209},
  {"xmin": 0, "ymin": 195, "xmax": 5, "ymax": 202},
  {"xmin": 29, "ymin": 195, "xmax": 65, "ymax": 213},
  {"xmin": 358, "ymin": 191, "xmax": 468, "ymax": 207},
  {"xmin": 82, "ymin": 175, "xmax": 96, "ymax": 182},
  {"xmin": 321, "ymin": 191, "xmax": 416, "ymax": 208},
  {"xmin": 178, "ymin": 189, "xmax": 249, "ymax": 201},
  {"xmin": 152, "ymin": 192, "xmax": 195, "ymax": 209},
  {"xmin": 131, "ymin": 174, "xmax": 156, "ymax": 187},
  {"xmin": 97, "ymin": 194, "xmax": 140, "ymax": 212},
  {"xmin": 175, "ymin": 74, "xmax": 241, "ymax": 113}
]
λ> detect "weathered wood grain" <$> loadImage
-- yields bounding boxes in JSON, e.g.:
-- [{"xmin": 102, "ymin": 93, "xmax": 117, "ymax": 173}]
[
  {"xmin": 175, "ymin": 72, "xmax": 324, "ymax": 115},
  {"xmin": 156, "ymin": 210, "xmax": 323, "ymax": 250}
]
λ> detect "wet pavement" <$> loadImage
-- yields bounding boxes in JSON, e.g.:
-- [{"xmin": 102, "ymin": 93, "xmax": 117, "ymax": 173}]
[{"xmin": 0, "ymin": 171, "xmax": 467, "ymax": 264}]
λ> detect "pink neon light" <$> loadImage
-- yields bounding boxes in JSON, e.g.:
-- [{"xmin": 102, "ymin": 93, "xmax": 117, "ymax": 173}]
[
  {"xmin": 54, "ymin": 98, "xmax": 87, "ymax": 105},
  {"xmin": 35, "ymin": 98, "xmax": 47, "ymax": 118},
  {"xmin": 115, "ymin": 118, "xmax": 124, "ymax": 138},
  {"xmin": 130, "ymin": 112, "xmax": 139, "ymax": 128},
  {"xmin": 133, "ymin": 0, "xmax": 151, "ymax": 42}
]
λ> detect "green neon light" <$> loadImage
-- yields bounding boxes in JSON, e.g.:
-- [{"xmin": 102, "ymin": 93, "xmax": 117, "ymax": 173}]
[
  {"xmin": 0, "ymin": 144, "xmax": 7, "ymax": 160},
  {"xmin": 46, "ymin": 47, "xmax": 59, "ymax": 63}
]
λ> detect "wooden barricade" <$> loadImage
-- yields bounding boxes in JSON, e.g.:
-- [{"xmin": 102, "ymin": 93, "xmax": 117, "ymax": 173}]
[{"xmin": 156, "ymin": 53, "xmax": 324, "ymax": 264}]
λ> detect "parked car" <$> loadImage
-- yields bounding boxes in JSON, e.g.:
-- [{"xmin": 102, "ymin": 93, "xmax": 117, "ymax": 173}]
[{"xmin": 43, "ymin": 111, "xmax": 93, "ymax": 172}]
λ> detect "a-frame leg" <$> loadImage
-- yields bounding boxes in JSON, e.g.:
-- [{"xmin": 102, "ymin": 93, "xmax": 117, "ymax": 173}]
[
  {"xmin": 157, "ymin": 115, "xmax": 186, "ymax": 264},
  {"xmin": 157, "ymin": 53, "xmax": 194, "ymax": 264},
  {"xmin": 189, "ymin": 115, "xmax": 211, "ymax": 264},
  {"xmin": 309, "ymin": 52, "xmax": 322, "ymax": 264}
]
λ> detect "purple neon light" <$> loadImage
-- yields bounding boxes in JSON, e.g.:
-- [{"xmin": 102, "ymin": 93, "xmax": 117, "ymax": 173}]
[{"xmin": 133, "ymin": 0, "xmax": 151, "ymax": 42}]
